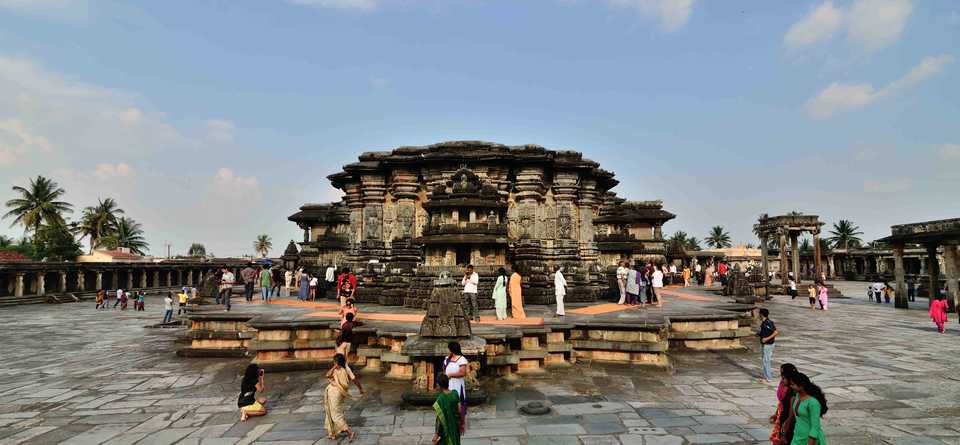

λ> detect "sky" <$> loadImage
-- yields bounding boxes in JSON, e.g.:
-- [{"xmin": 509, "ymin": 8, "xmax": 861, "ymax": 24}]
[{"xmin": 0, "ymin": 0, "xmax": 957, "ymax": 257}]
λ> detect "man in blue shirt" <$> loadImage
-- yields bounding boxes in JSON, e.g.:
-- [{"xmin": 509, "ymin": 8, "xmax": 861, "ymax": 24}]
[{"xmin": 757, "ymin": 308, "xmax": 779, "ymax": 382}]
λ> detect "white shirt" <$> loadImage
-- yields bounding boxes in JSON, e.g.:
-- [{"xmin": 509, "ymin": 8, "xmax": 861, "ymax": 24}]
[
  {"xmin": 554, "ymin": 270, "xmax": 567, "ymax": 296},
  {"xmin": 284, "ymin": 271, "xmax": 293, "ymax": 286},
  {"xmin": 652, "ymin": 270, "xmax": 664, "ymax": 288},
  {"xmin": 616, "ymin": 266, "xmax": 628, "ymax": 283},
  {"xmin": 310, "ymin": 277, "xmax": 318, "ymax": 286},
  {"xmin": 325, "ymin": 266, "xmax": 336, "ymax": 282},
  {"xmin": 445, "ymin": 355, "xmax": 468, "ymax": 398},
  {"xmin": 164, "ymin": 297, "xmax": 173, "ymax": 311},
  {"xmin": 695, "ymin": 264, "xmax": 702, "ymax": 272},
  {"xmin": 789, "ymin": 280, "xmax": 797, "ymax": 291},
  {"xmin": 117, "ymin": 289, "xmax": 124, "ymax": 299},
  {"xmin": 462, "ymin": 272, "xmax": 479, "ymax": 294},
  {"xmin": 221, "ymin": 272, "xmax": 235, "ymax": 285},
  {"xmin": 669, "ymin": 265, "xmax": 677, "ymax": 273},
  {"xmin": 872, "ymin": 282, "xmax": 885, "ymax": 292}
]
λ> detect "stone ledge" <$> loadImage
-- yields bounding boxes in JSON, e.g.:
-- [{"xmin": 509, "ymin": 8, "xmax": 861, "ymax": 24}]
[
  {"xmin": 569, "ymin": 339, "xmax": 668, "ymax": 353},
  {"xmin": 176, "ymin": 347, "xmax": 248, "ymax": 358},
  {"xmin": 249, "ymin": 339, "xmax": 336, "ymax": 351}
]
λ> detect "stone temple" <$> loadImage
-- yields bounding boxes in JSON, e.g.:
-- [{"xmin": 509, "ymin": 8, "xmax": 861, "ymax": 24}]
[{"xmin": 288, "ymin": 141, "xmax": 674, "ymax": 308}]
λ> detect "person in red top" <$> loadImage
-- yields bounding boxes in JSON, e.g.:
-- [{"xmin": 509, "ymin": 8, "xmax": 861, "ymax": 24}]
[{"xmin": 337, "ymin": 267, "xmax": 357, "ymax": 301}]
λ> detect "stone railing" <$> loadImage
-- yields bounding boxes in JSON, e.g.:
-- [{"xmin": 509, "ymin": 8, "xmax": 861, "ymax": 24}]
[{"xmin": 422, "ymin": 223, "xmax": 508, "ymax": 236}]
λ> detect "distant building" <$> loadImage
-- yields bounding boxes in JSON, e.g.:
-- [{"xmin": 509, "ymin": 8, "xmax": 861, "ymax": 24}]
[{"xmin": 77, "ymin": 248, "xmax": 151, "ymax": 263}]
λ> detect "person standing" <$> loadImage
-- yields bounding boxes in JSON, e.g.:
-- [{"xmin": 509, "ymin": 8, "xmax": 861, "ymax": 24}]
[
  {"xmin": 769, "ymin": 363, "xmax": 798, "ymax": 445},
  {"xmin": 259, "ymin": 266, "xmax": 273, "ymax": 302},
  {"xmin": 807, "ymin": 284, "xmax": 817, "ymax": 310},
  {"xmin": 136, "ymin": 291, "xmax": 145, "ymax": 311},
  {"xmin": 788, "ymin": 275, "xmax": 797, "ymax": 300},
  {"xmin": 694, "ymin": 261, "xmax": 702, "ymax": 285},
  {"xmin": 907, "ymin": 279, "xmax": 916, "ymax": 302},
  {"xmin": 930, "ymin": 294, "xmax": 948, "ymax": 333},
  {"xmin": 788, "ymin": 372, "xmax": 829, "ymax": 445},
  {"xmin": 461, "ymin": 265, "xmax": 480, "ymax": 322},
  {"xmin": 338, "ymin": 281, "xmax": 354, "ymax": 307},
  {"xmin": 493, "ymin": 267, "xmax": 508, "ymax": 321},
  {"xmin": 337, "ymin": 267, "xmax": 357, "ymax": 302},
  {"xmin": 95, "ymin": 289, "xmax": 106, "ymax": 309},
  {"xmin": 178, "ymin": 288, "xmax": 189, "ymax": 315},
  {"xmin": 336, "ymin": 312, "xmax": 358, "ymax": 355},
  {"xmin": 616, "ymin": 260, "xmax": 628, "ymax": 305},
  {"xmin": 220, "ymin": 268, "xmax": 235, "ymax": 311},
  {"xmin": 162, "ymin": 292, "xmax": 174, "ymax": 324},
  {"xmin": 871, "ymin": 281, "xmax": 884, "ymax": 304},
  {"xmin": 309, "ymin": 275, "xmax": 319, "ymax": 301},
  {"xmin": 757, "ymin": 308, "xmax": 779, "ymax": 383},
  {"xmin": 704, "ymin": 262, "xmax": 714, "ymax": 287},
  {"xmin": 554, "ymin": 265, "xmax": 567, "ymax": 318},
  {"xmin": 324, "ymin": 263, "xmax": 337, "ymax": 299},
  {"xmin": 651, "ymin": 265, "xmax": 664, "ymax": 308},
  {"xmin": 817, "ymin": 283, "xmax": 829, "ymax": 310},
  {"xmin": 298, "ymin": 272, "xmax": 310, "ymax": 301},
  {"xmin": 444, "ymin": 342, "xmax": 469, "ymax": 432},
  {"xmin": 682, "ymin": 265, "xmax": 691, "ymax": 287},
  {"xmin": 883, "ymin": 281, "xmax": 894, "ymax": 304},
  {"xmin": 432, "ymin": 373, "xmax": 463, "ymax": 445},
  {"xmin": 625, "ymin": 263, "xmax": 641, "ymax": 306},
  {"xmin": 508, "ymin": 269, "xmax": 526, "ymax": 320},
  {"xmin": 241, "ymin": 264, "xmax": 257, "ymax": 302},
  {"xmin": 270, "ymin": 267, "xmax": 283, "ymax": 298},
  {"xmin": 284, "ymin": 269, "xmax": 293, "ymax": 297},
  {"xmin": 323, "ymin": 353, "xmax": 364, "ymax": 441}
]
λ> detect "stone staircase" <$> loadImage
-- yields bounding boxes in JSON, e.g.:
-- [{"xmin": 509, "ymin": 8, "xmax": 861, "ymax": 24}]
[{"xmin": 0, "ymin": 294, "xmax": 48, "ymax": 307}]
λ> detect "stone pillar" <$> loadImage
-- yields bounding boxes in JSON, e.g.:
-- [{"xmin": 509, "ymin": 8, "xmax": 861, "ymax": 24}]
[
  {"xmin": 110, "ymin": 272, "xmax": 118, "ymax": 290},
  {"xmin": 187, "ymin": 269, "xmax": 194, "ymax": 287},
  {"xmin": 153, "ymin": 271, "xmax": 160, "ymax": 288},
  {"xmin": 127, "ymin": 270, "xmax": 134, "ymax": 290},
  {"xmin": 790, "ymin": 233, "xmax": 800, "ymax": 285},
  {"xmin": 361, "ymin": 174, "xmax": 387, "ymax": 244},
  {"xmin": 165, "ymin": 270, "xmax": 172, "ymax": 287},
  {"xmin": 926, "ymin": 244, "xmax": 940, "ymax": 302},
  {"xmin": 59, "ymin": 271, "xmax": 67, "ymax": 293},
  {"xmin": 391, "ymin": 168, "xmax": 419, "ymax": 241},
  {"xmin": 577, "ymin": 178, "xmax": 599, "ymax": 260},
  {"xmin": 37, "ymin": 273, "xmax": 46, "ymax": 296},
  {"xmin": 893, "ymin": 243, "xmax": 908, "ymax": 309},
  {"xmin": 343, "ymin": 181, "xmax": 363, "ymax": 248},
  {"xmin": 813, "ymin": 231, "xmax": 823, "ymax": 282},
  {"xmin": 778, "ymin": 230, "xmax": 788, "ymax": 287},
  {"xmin": 515, "ymin": 166, "xmax": 546, "ymax": 240},
  {"xmin": 176, "ymin": 270, "xmax": 183, "ymax": 286},
  {"xmin": 14, "ymin": 272, "xmax": 24, "ymax": 297},
  {"xmin": 827, "ymin": 255, "xmax": 835, "ymax": 279},
  {"xmin": 77, "ymin": 271, "xmax": 85, "ymax": 292},
  {"xmin": 553, "ymin": 170, "xmax": 579, "ymax": 241},
  {"xmin": 95, "ymin": 271, "xmax": 102, "ymax": 290},
  {"xmin": 943, "ymin": 244, "xmax": 959, "ymax": 312},
  {"xmin": 198, "ymin": 270, "xmax": 204, "ymax": 285},
  {"xmin": 140, "ymin": 270, "xmax": 147, "ymax": 288},
  {"xmin": 760, "ymin": 235, "xmax": 769, "ymax": 283}
]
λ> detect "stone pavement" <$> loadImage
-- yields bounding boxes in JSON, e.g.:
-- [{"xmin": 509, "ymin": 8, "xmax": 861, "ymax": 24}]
[{"xmin": 0, "ymin": 282, "xmax": 958, "ymax": 445}]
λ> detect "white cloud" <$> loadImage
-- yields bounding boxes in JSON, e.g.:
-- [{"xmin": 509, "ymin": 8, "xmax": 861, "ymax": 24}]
[
  {"xmin": 864, "ymin": 178, "xmax": 910, "ymax": 193},
  {"xmin": 92, "ymin": 162, "xmax": 134, "ymax": 180},
  {"xmin": 806, "ymin": 55, "xmax": 953, "ymax": 119},
  {"xmin": 935, "ymin": 143, "xmax": 960, "ymax": 160},
  {"xmin": 0, "ymin": 118, "xmax": 53, "ymax": 167},
  {"xmin": 205, "ymin": 119, "xmax": 236, "ymax": 143},
  {"xmin": 214, "ymin": 168, "xmax": 260, "ymax": 196},
  {"xmin": 784, "ymin": 1, "xmax": 844, "ymax": 48},
  {"xmin": 607, "ymin": 0, "xmax": 694, "ymax": 32},
  {"xmin": 286, "ymin": 0, "xmax": 380, "ymax": 12},
  {"xmin": 847, "ymin": 0, "xmax": 912, "ymax": 53}
]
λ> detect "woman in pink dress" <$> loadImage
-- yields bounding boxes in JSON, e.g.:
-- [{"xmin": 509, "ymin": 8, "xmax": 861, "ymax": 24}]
[
  {"xmin": 929, "ymin": 295, "xmax": 948, "ymax": 333},
  {"xmin": 817, "ymin": 283, "xmax": 829, "ymax": 311}
]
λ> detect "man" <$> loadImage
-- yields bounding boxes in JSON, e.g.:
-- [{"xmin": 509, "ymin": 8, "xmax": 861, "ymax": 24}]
[
  {"xmin": 695, "ymin": 261, "xmax": 702, "ymax": 285},
  {"xmin": 651, "ymin": 264, "xmax": 664, "ymax": 307},
  {"xmin": 324, "ymin": 263, "xmax": 337, "ymax": 299},
  {"xmin": 271, "ymin": 267, "xmax": 284, "ymax": 298},
  {"xmin": 554, "ymin": 265, "xmax": 567, "ymax": 318},
  {"xmin": 907, "ymin": 279, "xmax": 916, "ymax": 302},
  {"xmin": 259, "ymin": 266, "xmax": 272, "ymax": 302},
  {"xmin": 718, "ymin": 261, "xmax": 728, "ymax": 286},
  {"xmin": 337, "ymin": 267, "xmax": 357, "ymax": 302},
  {"xmin": 461, "ymin": 265, "xmax": 480, "ymax": 322},
  {"xmin": 219, "ymin": 267, "xmax": 235, "ymax": 311},
  {"xmin": 240, "ymin": 264, "xmax": 258, "ymax": 302},
  {"xmin": 757, "ymin": 308, "xmax": 779, "ymax": 382},
  {"xmin": 616, "ymin": 260, "xmax": 629, "ymax": 305}
]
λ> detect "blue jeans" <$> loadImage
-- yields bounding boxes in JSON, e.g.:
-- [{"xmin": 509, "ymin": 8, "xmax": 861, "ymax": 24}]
[
  {"xmin": 761, "ymin": 343, "xmax": 775, "ymax": 380},
  {"xmin": 261, "ymin": 286, "xmax": 270, "ymax": 301},
  {"xmin": 162, "ymin": 309, "xmax": 173, "ymax": 324}
]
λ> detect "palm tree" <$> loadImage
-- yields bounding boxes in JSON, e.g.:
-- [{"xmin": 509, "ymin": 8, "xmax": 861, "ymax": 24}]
[
  {"xmin": 0, "ymin": 235, "xmax": 13, "ymax": 248},
  {"xmin": 799, "ymin": 238, "xmax": 812, "ymax": 252},
  {"xmin": 101, "ymin": 217, "xmax": 148, "ymax": 255},
  {"xmin": 705, "ymin": 226, "xmax": 732, "ymax": 249},
  {"xmin": 828, "ymin": 220, "xmax": 863, "ymax": 250},
  {"xmin": 188, "ymin": 243, "xmax": 206, "ymax": 257},
  {"xmin": 685, "ymin": 237, "xmax": 702, "ymax": 251},
  {"xmin": 3, "ymin": 176, "xmax": 73, "ymax": 239},
  {"xmin": 668, "ymin": 231, "xmax": 689, "ymax": 251},
  {"xmin": 744, "ymin": 243, "xmax": 756, "ymax": 249},
  {"xmin": 254, "ymin": 234, "xmax": 272, "ymax": 257},
  {"xmin": 73, "ymin": 198, "xmax": 124, "ymax": 252}
]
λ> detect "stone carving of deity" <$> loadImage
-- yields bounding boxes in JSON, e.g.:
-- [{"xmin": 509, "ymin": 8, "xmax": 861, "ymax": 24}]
[{"xmin": 558, "ymin": 206, "xmax": 573, "ymax": 239}]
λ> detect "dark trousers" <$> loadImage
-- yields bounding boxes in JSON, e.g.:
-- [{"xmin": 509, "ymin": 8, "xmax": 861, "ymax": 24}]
[
  {"xmin": 244, "ymin": 282, "xmax": 254, "ymax": 301},
  {"xmin": 220, "ymin": 288, "xmax": 232, "ymax": 310},
  {"xmin": 463, "ymin": 292, "xmax": 479, "ymax": 321},
  {"xmin": 908, "ymin": 289, "xmax": 915, "ymax": 302}
]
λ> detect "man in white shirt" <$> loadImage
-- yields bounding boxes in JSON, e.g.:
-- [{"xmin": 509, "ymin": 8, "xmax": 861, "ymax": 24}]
[
  {"xmin": 651, "ymin": 265, "xmax": 664, "ymax": 307},
  {"xmin": 219, "ymin": 268, "xmax": 235, "ymax": 311},
  {"xmin": 324, "ymin": 263, "xmax": 336, "ymax": 299},
  {"xmin": 462, "ymin": 265, "xmax": 480, "ymax": 322},
  {"xmin": 669, "ymin": 264, "xmax": 677, "ymax": 274},
  {"xmin": 554, "ymin": 265, "xmax": 567, "ymax": 318},
  {"xmin": 616, "ymin": 260, "xmax": 628, "ymax": 305}
]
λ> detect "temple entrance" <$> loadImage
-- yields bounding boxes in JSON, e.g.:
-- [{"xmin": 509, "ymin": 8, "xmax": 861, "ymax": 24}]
[{"xmin": 456, "ymin": 247, "xmax": 471, "ymax": 266}]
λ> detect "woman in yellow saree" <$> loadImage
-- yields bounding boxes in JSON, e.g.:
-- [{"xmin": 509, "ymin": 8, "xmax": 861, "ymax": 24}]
[
  {"xmin": 432, "ymin": 374, "xmax": 462, "ymax": 445},
  {"xmin": 324, "ymin": 353, "xmax": 365, "ymax": 441}
]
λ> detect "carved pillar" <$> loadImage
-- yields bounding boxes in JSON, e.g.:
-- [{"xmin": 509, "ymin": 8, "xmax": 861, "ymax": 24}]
[
  {"xmin": 59, "ymin": 271, "xmax": 67, "ymax": 293},
  {"xmin": 514, "ymin": 166, "xmax": 546, "ymax": 240},
  {"xmin": 14, "ymin": 272, "xmax": 24, "ymax": 297},
  {"xmin": 790, "ymin": 233, "xmax": 800, "ymax": 284},
  {"xmin": 187, "ymin": 269, "xmax": 194, "ymax": 287},
  {"xmin": 760, "ymin": 235, "xmax": 769, "ymax": 283},
  {"xmin": 176, "ymin": 270, "xmax": 183, "ymax": 286},
  {"xmin": 927, "ymin": 244, "xmax": 940, "ymax": 302},
  {"xmin": 342, "ymin": 181, "xmax": 363, "ymax": 249},
  {"xmin": 778, "ymin": 229, "xmax": 788, "ymax": 287},
  {"xmin": 577, "ymin": 178, "xmax": 599, "ymax": 261},
  {"xmin": 827, "ymin": 255, "xmax": 835, "ymax": 279},
  {"xmin": 37, "ymin": 273, "xmax": 45, "ymax": 296},
  {"xmin": 165, "ymin": 270, "xmax": 172, "ymax": 287},
  {"xmin": 127, "ymin": 270, "xmax": 134, "ymax": 290},
  {"xmin": 198, "ymin": 270, "xmax": 204, "ymax": 285},
  {"xmin": 893, "ymin": 243, "xmax": 907, "ymax": 309},
  {"xmin": 813, "ymin": 230, "xmax": 823, "ymax": 281},
  {"xmin": 110, "ymin": 271, "xmax": 118, "ymax": 290},
  {"xmin": 95, "ymin": 271, "xmax": 102, "ymax": 290},
  {"xmin": 77, "ymin": 271, "xmax": 85, "ymax": 292},
  {"xmin": 140, "ymin": 269, "xmax": 147, "ymax": 288},
  {"xmin": 552, "ymin": 170, "xmax": 578, "ymax": 242},
  {"xmin": 153, "ymin": 271, "xmax": 160, "ymax": 288},
  {"xmin": 943, "ymin": 244, "xmax": 959, "ymax": 312},
  {"xmin": 360, "ymin": 174, "xmax": 387, "ymax": 245},
  {"xmin": 391, "ymin": 168, "xmax": 419, "ymax": 241}
]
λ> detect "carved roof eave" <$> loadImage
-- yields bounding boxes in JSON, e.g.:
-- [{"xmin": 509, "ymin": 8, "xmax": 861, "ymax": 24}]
[
  {"xmin": 422, "ymin": 198, "xmax": 507, "ymax": 209},
  {"xmin": 288, "ymin": 203, "xmax": 350, "ymax": 224}
]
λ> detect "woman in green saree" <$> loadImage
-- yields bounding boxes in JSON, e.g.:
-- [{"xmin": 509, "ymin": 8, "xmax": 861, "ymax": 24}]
[
  {"xmin": 432, "ymin": 374, "xmax": 462, "ymax": 445},
  {"xmin": 788, "ymin": 372, "xmax": 828, "ymax": 445}
]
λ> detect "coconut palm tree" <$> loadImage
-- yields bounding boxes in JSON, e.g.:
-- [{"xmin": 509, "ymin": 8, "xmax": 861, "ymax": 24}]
[
  {"xmin": 668, "ymin": 231, "xmax": 689, "ymax": 251},
  {"xmin": 187, "ymin": 243, "xmax": 206, "ymax": 257},
  {"xmin": 101, "ymin": 217, "xmax": 148, "ymax": 255},
  {"xmin": 685, "ymin": 237, "xmax": 702, "ymax": 251},
  {"xmin": 253, "ymin": 234, "xmax": 272, "ymax": 257},
  {"xmin": 3, "ymin": 176, "xmax": 73, "ymax": 239},
  {"xmin": 73, "ymin": 198, "xmax": 125, "ymax": 252},
  {"xmin": 705, "ymin": 226, "xmax": 732, "ymax": 249},
  {"xmin": 799, "ymin": 238, "xmax": 812, "ymax": 252},
  {"xmin": 828, "ymin": 220, "xmax": 863, "ymax": 250}
]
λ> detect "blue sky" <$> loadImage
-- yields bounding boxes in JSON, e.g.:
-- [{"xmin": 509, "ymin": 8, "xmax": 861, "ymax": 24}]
[{"xmin": 0, "ymin": 0, "xmax": 957, "ymax": 256}]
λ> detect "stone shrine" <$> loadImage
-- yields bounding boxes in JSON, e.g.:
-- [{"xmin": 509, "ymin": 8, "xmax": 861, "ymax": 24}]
[{"xmin": 288, "ymin": 141, "xmax": 675, "ymax": 306}]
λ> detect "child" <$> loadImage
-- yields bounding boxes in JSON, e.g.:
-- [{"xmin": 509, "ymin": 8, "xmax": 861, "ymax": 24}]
[
  {"xmin": 162, "ymin": 292, "xmax": 174, "ymax": 324},
  {"xmin": 309, "ymin": 275, "xmax": 319, "ymax": 301},
  {"xmin": 807, "ymin": 284, "xmax": 817, "ymax": 309},
  {"xmin": 338, "ymin": 298, "xmax": 358, "ymax": 327},
  {"xmin": 120, "ymin": 289, "xmax": 128, "ymax": 310},
  {"xmin": 817, "ymin": 283, "xmax": 829, "ymax": 311},
  {"xmin": 178, "ymin": 289, "xmax": 189, "ymax": 315},
  {"xmin": 338, "ymin": 281, "xmax": 353, "ymax": 307},
  {"xmin": 929, "ymin": 294, "xmax": 948, "ymax": 333},
  {"xmin": 114, "ymin": 289, "xmax": 124, "ymax": 309},
  {"xmin": 788, "ymin": 277, "xmax": 797, "ymax": 300},
  {"xmin": 95, "ymin": 289, "xmax": 105, "ymax": 309},
  {"xmin": 136, "ymin": 291, "xmax": 146, "ymax": 311}
]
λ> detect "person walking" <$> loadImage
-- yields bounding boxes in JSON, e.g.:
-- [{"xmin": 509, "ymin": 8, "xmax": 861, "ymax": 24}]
[
  {"xmin": 493, "ymin": 267, "xmax": 508, "ymax": 321},
  {"xmin": 788, "ymin": 372, "xmax": 828, "ymax": 445},
  {"xmin": 220, "ymin": 268, "xmax": 235, "ymax": 311},
  {"xmin": 298, "ymin": 272, "xmax": 310, "ymax": 301},
  {"xmin": 241, "ymin": 264, "xmax": 257, "ymax": 302},
  {"xmin": 806, "ymin": 284, "xmax": 817, "ymax": 310},
  {"xmin": 769, "ymin": 363, "xmax": 798, "ymax": 445},
  {"xmin": 930, "ymin": 294, "xmax": 948, "ymax": 333},
  {"xmin": 324, "ymin": 263, "xmax": 337, "ymax": 299},
  {"xmin": 432, "ymin": 373, "xmax": 463, "ymax": 445},
  {"xmin": 337, "ymin": 267, "xmax": 357, "ymax": 302},
  {"xmin": 651, "ymin": 264, "xmax": 664, "ymax": 307},
  {"xmin": 338, "ymin": 298, "xmax": 358, "ymax": 327},
  {"xmin": 882, "ymin": 281, "xmax": 894, "ymax": 304},
  {"xmin": 508, "ymin": 269, "xmax": 526, "ymax": 320},
  {"xmin": 338, "ymin": 281, "xmax": 354, "ymax": 307},
  {"xmin": 259, "ymin": 266, "xmax": 272, "ymax": 302},
  {"xmin": 336, "ymin": 312, "xmax": 358, "ymax": 356},
  {"xmin": 616, "ymin": 260, "xmax": 628, "ymax": 305},
  {"xmin": 309, "ymin": 274, "xmax": 318, "ymax": 301},
  {"xmin": 757, "ymin": 308, "xmax": 779, "ymax": 383},
  {"xmin": 136, "ymin": 291, "xmax": 145, "ymax": 311},
  {"xmin": 95, "ymin": 288, "xmax": 105, "ymax": 309},
  {"xmin": 323, "ymin": 353, "xmax": 364, "ymax": 441},
  {"xmin": 788, "ymin": 275, "xmax": 797, "ymax": 300},
  {"xmin": 907, "ymin": 279, "xmax": 916, "ymax": 302},
  {"xmin": 162, "ymin": 292, "xmax": 174, "ymax": 324},
  {"xmin": 284, "ymin": 269, "xmax": 293, "ymax": 297},
  {"xmin": 817, "ymin": 283, "xmax": 829, "ymax": 311},
  {"xmin": 238, "ymin": 364, "xmax": 268, "ymax": 422},
  {"xmin": 178, "ymin": 288, "xmax": 189, "ymax": 315},
  {"xmin": 114, "ymin": 288, "xmax": 124, "ymax": 309},
  {"xmin": 461, "ymin": 265, "xmax": 480, "ymax": 322},
  {"xmin": 871, "ymin": 281, "xmax": 884, "ymax": 304},
  {"xmin": 444, "ymin": 342, "xmax": 469, "ymax": 432},
  {"xmin": 270, "ymin": 267, "xmax": 283, "ymax": 298},
  {"xmin": 554, "ymin": 265, "xmax": 567, "ymax": 318}
]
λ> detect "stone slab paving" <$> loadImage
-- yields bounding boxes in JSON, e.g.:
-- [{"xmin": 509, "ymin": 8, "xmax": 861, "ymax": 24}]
[{"xmin": 0, "ymin": 282, "xmax": 959, "ymax": 444}]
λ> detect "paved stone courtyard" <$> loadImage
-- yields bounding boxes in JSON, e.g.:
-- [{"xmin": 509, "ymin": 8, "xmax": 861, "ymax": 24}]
[{"xmin": 0, "ymin": 282, "xmax": 958, "ymax": 445}]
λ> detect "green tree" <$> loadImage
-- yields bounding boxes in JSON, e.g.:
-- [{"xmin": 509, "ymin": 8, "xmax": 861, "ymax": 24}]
[
  {"xmin": 0, "ymin": 235, "xmax": 13, "ymax": 248},
  {"xmin": 34, "ymin": 223, "xmax": 83, "ymax": 261},
  {"xmin": 705, "ymin": 226, "xmax": 732, "ymax": 249},
  {"xmin": 73, "ymin": 198, "xmax": 124, "ymax": 252},
  {"xmin": 188, "ymin": 243, "xmax": 206, "ymax": 257},
  {"xmin": 100, "ymin": 217, "xmax": 149, "ymax": 255},
  {"xmin": 799, "ymin": 238, "xmax": 812, "ymax": 252},
  {"xmin": 685, "ymin": 237, "xmax": 702, "ymax": 251},
  {"xmin": 828, "ymin": 220, "xmax": 863, "ymax": 250},
  {"xmin": 668, "ymin": 231, "xmax": 689, "ymax": 251},
  {"xmin": 3, "ymin": 176, "xmax": 73, "ymax": 240},
  {"xmin": 254, "ymin": 234, "xmax": 273, "ymax": 257}
]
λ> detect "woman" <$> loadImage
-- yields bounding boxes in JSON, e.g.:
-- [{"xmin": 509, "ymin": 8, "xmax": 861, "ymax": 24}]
[
  {"xmin": 704, "ymin": 263, "xmax": 714, "ymax": 287},
  {"xmin": 883, "ymin": 282, "xmax": 894, "ymax": 304},
  {"xmin": 284, "ymin": 269, "xmax": 293, "ymax": 297},
  {"xmin": 444, "ymin": 341, "xmax": 469, "ymax": 433},
  {"xmin": 339, "ymin": 281, "xmax": 354, "ymax": 307},
  {"xmin": 929, "ymin": 294, "xmax": 948, "ymax": 333},
  {"xmin": 309, "ymin": 275, "xmax": 319, "ymax": 301},
  {"xmin": 324, "ymin": 353, "xmax": 364, "ymax": 441},
  {"xmin": 817, "ymin": 284, "xmax": 829, "ymax": 311},
  {"xmin": 769, "ymin": 363, "xmax": 798, "ymax": 445},
  {"xmin": 338, "ymin": 298, "xmax": 358, "ymax": 327},
  {"xmin": 238, "ymin": 364, "xmax": 267, "ymax": 422},
  {"xmin": 298, "ymin": 272, "xmax": 310, "ymax": 301},
  {"xmin": 788, "ymin": 372, "xmax": 828, "ymax": 445},
  {"xmin": 508, "ymin": 269, "xmax": 526, "ymax": 320},
  {"xmin": 433, "ymin": 373, "xmax": 462, "ymax": 445},
  {"xmin": 682, "ymin": 265, "xmax": 691, "ymax": 287},
  {"xmin": 95, "ymin": 289, "xmax": 105, "ymax": 309},
  {"xmin": 492, "ymin": 268, "xmax": 508, "ymax": 320}
]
